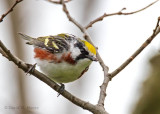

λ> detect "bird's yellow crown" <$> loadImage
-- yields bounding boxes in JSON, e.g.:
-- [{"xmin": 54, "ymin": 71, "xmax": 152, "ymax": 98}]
[{"xmin": 81, "ymin": 40, "xmax": 96, "ymax": 56}]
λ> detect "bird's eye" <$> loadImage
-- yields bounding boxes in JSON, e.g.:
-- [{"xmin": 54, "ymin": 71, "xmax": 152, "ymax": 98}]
[{"xmin": 80, "ymin": 48, "xmax": 89, "ymax": 55}]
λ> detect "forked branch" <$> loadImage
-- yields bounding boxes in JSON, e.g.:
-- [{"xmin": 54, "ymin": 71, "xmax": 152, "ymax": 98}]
[
  {"xmin": 0, "ymin": 0, "xmax": 160, "ymax": 114},
  {"xmin": 85, "ymin": 0, "xmax": 159, "ymax": 29},
  {"xmin": 60, "ymin": 0, "xmax": 110, "ymax": 108},
  {"xmin": 0, "ymin": 0, "xmax": 23, "ymax": 22}
]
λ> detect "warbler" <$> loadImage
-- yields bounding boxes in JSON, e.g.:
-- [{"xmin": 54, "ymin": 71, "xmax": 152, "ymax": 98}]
[{"xmin": 19, "ymin": 33, "xmax": 97, "ymax": 83}]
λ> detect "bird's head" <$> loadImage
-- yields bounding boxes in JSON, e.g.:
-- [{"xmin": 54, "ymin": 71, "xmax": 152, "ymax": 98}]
[{"xmin": 72, "ymin": 39, "xmax": 97, "ymax": 62}]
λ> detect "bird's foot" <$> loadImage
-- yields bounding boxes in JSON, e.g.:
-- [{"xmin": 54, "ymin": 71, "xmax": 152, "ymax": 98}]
[
  {"xmin": 57, "ymin": 83, "xmax": 65, "ymax": 97},
  {"xmin": 26, "ymin": 63, "xmax": 37, "ymax": 75}
]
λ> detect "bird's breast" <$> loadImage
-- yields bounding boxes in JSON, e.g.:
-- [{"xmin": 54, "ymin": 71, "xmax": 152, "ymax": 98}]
[{"xmin": 34, "ymin": 47, "xmax": 76, "ymax": 64}]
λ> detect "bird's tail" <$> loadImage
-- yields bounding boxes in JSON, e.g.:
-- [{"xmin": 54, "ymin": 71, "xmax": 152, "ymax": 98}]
[{"xmin": 18, "ymin": 33, "xmax": 35, "ymax": 45}]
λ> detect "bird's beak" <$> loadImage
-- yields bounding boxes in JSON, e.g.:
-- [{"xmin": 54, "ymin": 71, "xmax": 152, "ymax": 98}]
[{"xmin": 86, "ymin": 55, "xmax": 98, "ymax": 61}]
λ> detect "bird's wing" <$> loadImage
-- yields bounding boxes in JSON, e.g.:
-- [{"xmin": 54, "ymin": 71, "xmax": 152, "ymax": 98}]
[{"xmin": 35, "ymin": 35, "xmax": 70, "ymax": 53}]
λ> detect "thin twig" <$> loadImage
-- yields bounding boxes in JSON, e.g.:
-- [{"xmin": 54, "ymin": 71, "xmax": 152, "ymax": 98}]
[
  {"xmin": 60, "ymin": 0, "xmax": 108, "ymax": 70},
  {"xmin": 85, "ymin": 0, "xmax": 159, "ymax": 29},
  {"xmin": 109, "ymin": 17, "xmax": 160, "ymax": 77},
  {"xmin": 60, "ymin": 0, "xmax": 110, "ymax": 108},
  {"xmin": 60, "ymin": 0, "xmax": 85, "ymax": 33},
  {"xmin": 0, "ymin": 0, "xmax": 23, "ymax": 22},
  {"xmin": 47, "ymin": 0, "xmax": 71, "ymax": 4}
]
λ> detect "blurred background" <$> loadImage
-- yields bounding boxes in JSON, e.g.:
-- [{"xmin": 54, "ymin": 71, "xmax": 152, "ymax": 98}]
[{"xmin": 0, "ymin": 0, "xmax": 160, "ymax": 114}]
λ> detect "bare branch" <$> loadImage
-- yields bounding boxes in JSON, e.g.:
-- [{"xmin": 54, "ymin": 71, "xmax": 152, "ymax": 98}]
[
  {"xmin": 47, "ymin": 0, "xmax": 71, "ymax": 4},
  {"xmin": 0, "ymin": 0, "xmax": 23, "ymax": 22},
  {"xmin": 60, "ymin": 0, "xmax": 160, "ymax": 107},
  {"xmin": 109, "ymin": 17, "xmax": 160, "ymax": 77},
  {"xmin": 60, "ymin": 0, "xmax": 110, "ymax": 108},
  {"xmin": 60, "ymin": 0, "xmax": 85, "ymax": 33},
  {"xmin": 60, "ymin": 0, "xmax": 109, "ymax": 70},
  {"xmin": 85, "ymin": 0, "xmax": 159, "ymax": 29},
  {"xmin": 97, "ymin": 66, "xmax": 110, "ymax": 107},
  {"xmin": 1, "ymin": 0, "xmax": 158, "ymax": 113},
  {"xmin": 0, "ymin": 48, "xmax": 9, "ymax": 59}
]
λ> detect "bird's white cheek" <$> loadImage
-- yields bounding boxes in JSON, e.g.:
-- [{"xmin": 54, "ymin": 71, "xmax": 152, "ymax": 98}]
[{"xmin": 71, "ymin": 47, "xmax": 81, "ymax": 59}]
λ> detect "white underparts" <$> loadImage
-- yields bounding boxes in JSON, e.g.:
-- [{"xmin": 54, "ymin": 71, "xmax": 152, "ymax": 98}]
[{"xmin": 35, "ymin": 58, "xmax": 92, "ymax": 83}]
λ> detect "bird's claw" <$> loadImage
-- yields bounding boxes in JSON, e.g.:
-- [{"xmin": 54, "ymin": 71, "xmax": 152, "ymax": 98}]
[
  {"xmin": 57, "ymin": 83, "xmax": 65, "ymax": 97},
  {"xmin": 26, "ymin": 63, "xmax": 37, "ymax": 75}
]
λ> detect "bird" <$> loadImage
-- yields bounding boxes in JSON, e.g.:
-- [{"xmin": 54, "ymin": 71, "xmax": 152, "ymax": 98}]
[{"xmin": 19, "ymin": 33, "xmax": 97, "ymax": 84}]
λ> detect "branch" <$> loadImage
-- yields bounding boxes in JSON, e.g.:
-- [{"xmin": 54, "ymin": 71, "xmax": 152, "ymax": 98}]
[
  {"xmin": 0, "ymin": 48, "xmax": 9, "ymax": 59},
  {"xmin": 0, "ymin": 40, "xmax": 109, "ymax": 114},
  {"xmin": 109, "ymin": 17, "xmax": 160, "ymax": 77},
  {"xmin": 60, "ymin": 0, "xmax": 85, "ymax": 33},
  {"xmin": 47, "ymin": 0, "xmax": 71, "ymax": 4},
  {"xmin": 0, "ymin": 0, "xmax": 23, "ymax": 22},
  {"xmin": 85, "ymin": 0, "xmax": 159, "ymax": 29},
  {"xmin": 60, "ymin": 0, "xmax": 110, "ymax": 108}
]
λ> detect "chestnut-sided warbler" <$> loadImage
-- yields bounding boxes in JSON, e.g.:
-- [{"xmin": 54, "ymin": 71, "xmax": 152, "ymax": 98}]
[{"xmin": 19, "ymin": 33, "xmax": 97, "ymax": 83}]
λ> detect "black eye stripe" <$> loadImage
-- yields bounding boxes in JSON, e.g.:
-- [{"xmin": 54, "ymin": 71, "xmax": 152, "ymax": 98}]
[
  {"xmin": 74, "ymin": 42, "xmax": 89, "ymax": 54},
  {"xmin": 74, "ymin": 41, "xmax": 90, "ymax": 61},
  {"xmin": 81, "ymin": 48, "xmax": 89, "ymax": 55}
]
